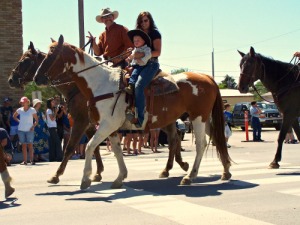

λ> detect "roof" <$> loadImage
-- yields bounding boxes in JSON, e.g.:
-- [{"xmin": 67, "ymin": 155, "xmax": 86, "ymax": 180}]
[{"xmin": 219, "ymin": 89, "xmax": 254, "ymax": 97}]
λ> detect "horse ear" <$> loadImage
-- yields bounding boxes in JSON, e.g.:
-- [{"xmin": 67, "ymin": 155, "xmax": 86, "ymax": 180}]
[
  {"xmin": 50, "ymin": 38, "xmax": 56, "ymax": 43},
  {"xmin": 237, "ymin": 50, "xmax": 245, "ymax": 57},
  {"xmin": 58, "ymin": 35, "xmax": 64, "ymax": 46},
  {"xmin": 29, "ymin": 41, "xmax": 37, "ymax": 54},
  {"xmin": 250, "ymin": 46, "xmax": 256, "ymax": 57}
]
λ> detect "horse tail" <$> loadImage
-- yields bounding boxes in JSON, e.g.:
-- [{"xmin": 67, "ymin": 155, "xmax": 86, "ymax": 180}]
[{"xmin": 211, "ymin": 89, "xmax": 232, "ymax": 166}]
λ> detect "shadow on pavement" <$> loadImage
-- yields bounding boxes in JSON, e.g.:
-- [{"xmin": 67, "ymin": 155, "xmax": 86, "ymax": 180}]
[
  {"xmin": 35, "ymin": 176, "xmax": 258, "ymax": 203},
  {"xmin": 0, "ymin": 197, "xmax": 21, "ymax": 210}
]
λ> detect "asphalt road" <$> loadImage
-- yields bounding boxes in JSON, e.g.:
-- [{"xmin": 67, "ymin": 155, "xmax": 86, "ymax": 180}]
[{"xmin": 1, "ymin": 128, "xmax": 300, "ymax": 225}]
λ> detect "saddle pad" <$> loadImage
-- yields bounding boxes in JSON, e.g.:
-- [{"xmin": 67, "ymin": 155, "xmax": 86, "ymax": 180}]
[{"xmin": 148, "ymin": 71, "xmax": 179, "ymax": 96}]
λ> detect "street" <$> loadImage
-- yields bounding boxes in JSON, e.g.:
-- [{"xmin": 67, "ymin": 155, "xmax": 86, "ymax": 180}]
[{"xmin": 1, "ymin": 128, "xmax": 300, "ymax": 225}]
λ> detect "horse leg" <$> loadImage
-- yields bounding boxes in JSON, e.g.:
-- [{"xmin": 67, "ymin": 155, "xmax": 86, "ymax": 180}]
[
  {"xmin": 159, "ymin": 124, "xmax": 176, "ymax": 178},
  {"xmin": 181, "ymin": 117, "xmax": 206, "ymax": 185},
  {"xmin": 269, "ymin": 115, "xmax": 292, "ymax": 169},
  {"xmin": 0, "ymin": 145, "xmax": 14, "ymax": 198},
  {"xmin": 85, "ymin": 125, "xmax": 104, "ymax": 182},
  {"xmin": 109, "ymin": 133, "xmax": 128, "ymax": 188},
  {"xmin": 48, "ymin": 121, "xmax": 87, "ymax": 184}
]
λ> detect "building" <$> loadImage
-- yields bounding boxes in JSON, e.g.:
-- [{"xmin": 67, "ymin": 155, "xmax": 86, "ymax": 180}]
[
  {"xmin": 220, "ymin": 89, "xmax": 254, "ymax": 106},
  {"xmin": 0, "ymin": 0, "xmax": 23, "ymax": 106}
]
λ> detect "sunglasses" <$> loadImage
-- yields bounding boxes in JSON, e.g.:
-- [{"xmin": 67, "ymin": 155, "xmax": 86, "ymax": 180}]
[
  {"xmin": 141, "ymin": 19, "xmax": 149, "ymax": 23},
  {"xmin": 102, "ymin": 15, "xmax": 112, "ymax": 19}
]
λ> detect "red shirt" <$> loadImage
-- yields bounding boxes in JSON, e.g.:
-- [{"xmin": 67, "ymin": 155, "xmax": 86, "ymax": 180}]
[{"xmin": 97, "ymin": 23, "xmax": 134, "ymax": 59}]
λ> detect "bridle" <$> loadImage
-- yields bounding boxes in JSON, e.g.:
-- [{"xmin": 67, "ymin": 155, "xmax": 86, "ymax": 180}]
[
  {"xmin": 12, "ymin": 52, "xmax": 42, "ymax": 85},
  {"xmin": 43, "ymin": 44, "xmax": 132, "ymax": 87}
]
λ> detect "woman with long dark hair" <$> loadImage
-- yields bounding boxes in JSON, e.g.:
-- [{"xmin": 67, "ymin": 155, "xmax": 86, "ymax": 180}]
[
  {"xmin": 46, "ymin": 98, "xmax": 63, "ymax": 162},
  {"xmin": 132, "ymin": 11, "xmax": 162, "ymax": 127}
]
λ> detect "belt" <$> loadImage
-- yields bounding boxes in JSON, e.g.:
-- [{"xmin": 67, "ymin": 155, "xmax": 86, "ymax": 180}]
[{"xmin": 149, "ymin": 58, "xmax": 158, "ymax": 63}]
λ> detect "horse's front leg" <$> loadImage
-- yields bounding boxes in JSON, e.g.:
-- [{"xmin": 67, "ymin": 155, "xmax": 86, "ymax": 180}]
[
  {"xmin": 269, "ymin": 116, "xmax": 292, "ymax": 169},
  {"xmin": 85, "ymin": 125, "xmax": 104, "ymax": 182},
  {"xmin": 109, "ymin": 133, "xmax": 128, "ymax": 188},
  {"xmin": 48, "ymin": 121, "xmax": 86, "ymax": 184}
]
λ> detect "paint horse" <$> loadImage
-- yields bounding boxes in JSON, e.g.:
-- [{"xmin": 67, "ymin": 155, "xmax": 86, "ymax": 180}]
[
  {"xmin": 34, "ymin": 35, "xmax": 232, "ymax": 189},
  {"xmin": 238, "ymin": 47, "xmax": 300, "ymax": 168},
  {"xmin": 0, "ymin": 144, "xmax": 15, "ymax": 198},
  {"xmin": 8, "ymin": 41, "xmax": 105, "ymax": 184}
]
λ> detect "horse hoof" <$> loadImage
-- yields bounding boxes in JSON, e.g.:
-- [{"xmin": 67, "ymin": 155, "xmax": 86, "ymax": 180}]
[
  {"xmin": 221, "ymin": 172, "xmax": 232, "ymax": 180},
  {"xmin": 47, "ymin": 176, "xmax": 59, "ymax": 184},
  {"xmin": 92, "ymin": 174, "xmax": 102, "ymax": 182},
  {"xmin": 181, "ymin": 162, "xmax": 189, "ymax": 172},
  {"xmin": 5, "ymin": 186, "xmax": 15, "ymax": 198},
  {"xmin": 159, "ymin": 170, "xmax": 169, "ymax": 178},
  {"xmin": 111, "ymin": 180, "xmax": 123, "ymax": 189},
  {"xmin": 80, "ymin": 179, "xmax": 92, "ymax": 190},
  {"xmin": 180, "ymin": 177, "xmax": 192, "ymax": 185},
  {"xmin": 269, "ymin": 162, "xmax": 280, "ymax": 169}
]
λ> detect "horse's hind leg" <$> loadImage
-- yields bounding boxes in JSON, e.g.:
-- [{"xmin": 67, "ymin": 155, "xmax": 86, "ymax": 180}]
[
  {"xmin": 85, "ymin": 125, "xmax": 104, "ymax": 182},
  {"xmin": 0, "ymin": 146, "xmax": 14, "ymax": 198},
  {"xmin": 159, "ymin": 123, "xmax": 188, "ymax": 178},
  {"xmin": 181, "ymin": 117, "xmax": 206, "ymax": 185}
]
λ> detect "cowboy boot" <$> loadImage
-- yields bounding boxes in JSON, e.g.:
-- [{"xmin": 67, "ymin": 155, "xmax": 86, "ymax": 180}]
[{"xmin": 124, "ymin": 83, "xmax": 134, "ymax": 95}]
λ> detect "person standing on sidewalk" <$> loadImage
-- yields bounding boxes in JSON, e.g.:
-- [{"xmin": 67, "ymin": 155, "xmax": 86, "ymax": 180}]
[
  {"xmin": 13, "ymin": 97, "xmax": 39, "ymax": 165},
  {"xmin": 249, "ymin": 101, "xmax": 264, "ymax": 142},
  {"xmin": 46, "ymin": 98, "xmax": 63, "ymax": 162}
]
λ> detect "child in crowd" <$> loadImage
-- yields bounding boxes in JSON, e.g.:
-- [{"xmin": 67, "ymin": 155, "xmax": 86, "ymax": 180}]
[{"xmin": 224, "ymin": 103, "xmax": 233, "ymax": 148}]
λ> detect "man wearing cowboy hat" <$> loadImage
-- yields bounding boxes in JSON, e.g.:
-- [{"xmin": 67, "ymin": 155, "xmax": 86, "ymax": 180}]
[{"xmin": 88, "ymin": 8, "xmax": 134, "ymax": 68}]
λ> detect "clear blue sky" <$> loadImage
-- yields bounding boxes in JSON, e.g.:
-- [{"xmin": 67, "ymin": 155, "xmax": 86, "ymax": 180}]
[{"xmin": 22, "ymin": 0, "xmax": 300, "ymax": 83}]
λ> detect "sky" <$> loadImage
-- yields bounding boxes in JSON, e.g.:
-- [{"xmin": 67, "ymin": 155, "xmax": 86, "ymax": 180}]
[{"xmin": 22, "ymin": 0, "xmax": 300, "ymax": 83}]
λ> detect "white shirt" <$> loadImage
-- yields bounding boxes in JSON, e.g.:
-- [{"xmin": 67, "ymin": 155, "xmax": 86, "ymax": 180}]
[
  {"xmin": 130, "ymin": 45, "xmax": 152, "ymax": 66},
  {"xmin": 46, "ymin": 109, "xmax": 57, "ymax": 128},
  {"xmin": 16, "ymin": 107, "xmax": 36, "ymax": 132}
]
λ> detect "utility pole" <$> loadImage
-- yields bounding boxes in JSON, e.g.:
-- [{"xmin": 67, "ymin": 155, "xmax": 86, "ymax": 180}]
[
  {"xmin": 78, "ymin": 0, "xmax": 85, "ymax": 49},
  {"xmin": 211, "ymin": 16, "xmax": 215, "ymax": 79}
]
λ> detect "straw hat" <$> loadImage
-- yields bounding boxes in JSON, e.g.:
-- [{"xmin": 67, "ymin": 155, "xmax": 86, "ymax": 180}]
[
  {"xmin": 32, "ymin": 99, "xmax": 42, "ymax": 107},
  {"xmin": 127, "ymin": 29, "xmax": 151, "ymax": 47},
  {"xmin": 96, "ymin": 8, "xmax": 119, "ymax": 23}
]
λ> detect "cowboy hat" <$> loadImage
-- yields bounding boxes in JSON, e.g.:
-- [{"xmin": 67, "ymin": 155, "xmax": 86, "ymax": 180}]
[
  {"xmin": 32, "ymin": 99, "xmax": 42, "ymax": 107},
  {"xmin": 127, "ymin": 29, "xmax": 151, "ymax": 47},
  {"xmin": 96, "ymin": 8, "xmax": 119, "ymax": 23}
]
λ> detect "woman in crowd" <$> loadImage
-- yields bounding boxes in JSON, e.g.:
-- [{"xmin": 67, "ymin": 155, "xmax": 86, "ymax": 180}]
[
  {"xmin": 46, "ymin": 97, "xmax": 63, "ymax": 162},
  {"xmin": 13, "ymin": 97, "xmax": 38, "ymax": 165},
  {"xmin": 32, "ymin": 99, "xmax": 49, "ymax": 162}
]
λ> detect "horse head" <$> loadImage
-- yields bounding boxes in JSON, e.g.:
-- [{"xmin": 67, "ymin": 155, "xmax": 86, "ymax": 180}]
[
  {"xmin": 238, "ymin": 46, "xmax": 262, "ymax": 93},
  {"xmin": 8, "ymin": 41, "xmax": 46, "ymax": 88},
  {"xmin": 34, "ymin": 35, "xmax": 83, "ymax": 86}
]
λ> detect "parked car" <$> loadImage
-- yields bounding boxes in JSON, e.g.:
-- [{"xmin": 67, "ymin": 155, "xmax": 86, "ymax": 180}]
[{"xmin": 232, "ymin": 102, "xmax": 282, "ymax": 130}]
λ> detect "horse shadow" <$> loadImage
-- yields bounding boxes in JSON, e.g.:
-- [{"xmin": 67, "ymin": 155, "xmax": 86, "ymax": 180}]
[
  {"xmin": 0, "ymin": 197, "xmax": 21, "ymax": 210},
  {"xmin": 35, "ymin": 175, "xmax": 258, "ymax": 203}
]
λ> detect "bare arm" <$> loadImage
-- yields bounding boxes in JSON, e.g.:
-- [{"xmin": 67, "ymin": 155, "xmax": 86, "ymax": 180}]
[
  {"xmin": 31, "ymin": 113, "xmax": 39, "ymax": 131},
  {"xmin": 13, "ymin": 111, "xmax": 20, "ymax": 123},
  {"xmin": 151, "ymin": 39, "xmax": 162, "ymax": 58},
  {"xmin": 1, "ymin": 138, "xmax": 7, "ymax": 147}
]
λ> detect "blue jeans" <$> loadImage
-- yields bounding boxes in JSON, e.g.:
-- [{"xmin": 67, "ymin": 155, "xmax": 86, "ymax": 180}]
[
  {"xmin": 128, "ymin": 65, "xmax": 145, "ymax": 85},
  {"xmin": 134, "ymin": 61, "xmax": 159, "ymax": 124},
  {"xmin": 251, "ymin": 117, "xmax": 261, "ymax": 140}
]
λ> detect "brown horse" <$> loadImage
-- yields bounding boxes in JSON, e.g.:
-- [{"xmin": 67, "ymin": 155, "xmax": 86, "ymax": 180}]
[
  {"xmin": 34, "ymin": 35, "xmax": 232, "ymax": 189},
  {"xmin": 238, "ymin": 47, "xmax": 300, "ymax": 168},
  {"xmin": 8, "ymin": 41, "xmax": 104, "ymax": 184},
  {"xmin": 0, "ymin": 144, "xmax": 15, "ymax": 198}
]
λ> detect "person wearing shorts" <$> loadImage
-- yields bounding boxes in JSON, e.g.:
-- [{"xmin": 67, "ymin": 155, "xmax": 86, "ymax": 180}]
[{"xmin": 13, "ymin": 97, "xmax": 38, "ymax": 165}]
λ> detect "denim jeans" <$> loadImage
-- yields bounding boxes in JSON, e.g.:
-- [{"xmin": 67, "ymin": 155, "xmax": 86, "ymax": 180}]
[
  {"xmin": 134, "ymin": 61, "xmax": 160, "ymax": 124},
  {"xmin": 251, "ymin": 116, "xmax": 261, "ymax": 140},
  {"xmin": 128, "ymin": 65, "xmax": 145, "ymax": 85}
]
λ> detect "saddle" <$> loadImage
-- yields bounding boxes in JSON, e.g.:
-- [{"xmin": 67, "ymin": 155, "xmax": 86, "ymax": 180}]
[{"xmin": 120, "ymin": 68, "xmax": 179, "ymax": 130}]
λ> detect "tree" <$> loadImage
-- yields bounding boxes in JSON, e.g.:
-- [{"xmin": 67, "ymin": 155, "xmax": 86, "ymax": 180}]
[
  {"xmin": 171, "ymin": 68, "xmax": 189, "ymax": 75},
  {"xmin": 219, "ymin": 74, "xmax": 237, "ymax": 89}
]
